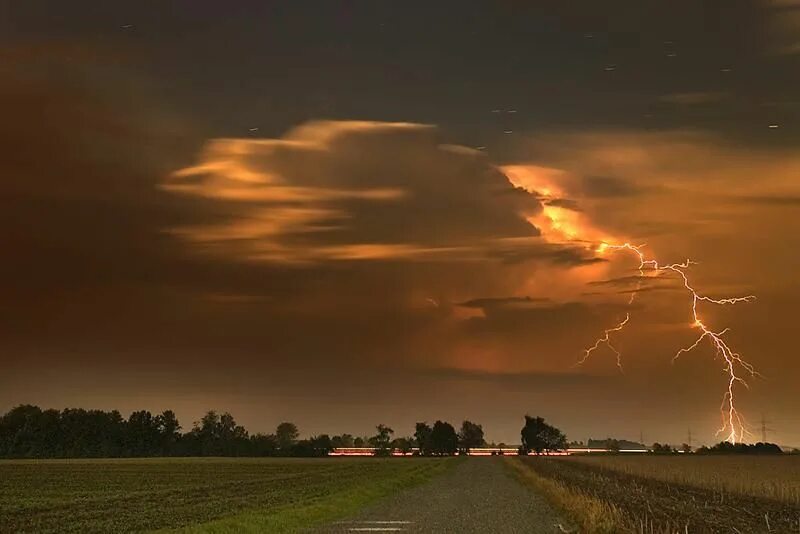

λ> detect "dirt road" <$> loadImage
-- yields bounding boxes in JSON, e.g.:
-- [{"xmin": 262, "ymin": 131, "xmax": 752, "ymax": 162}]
[{"xmin": 317, "ymin": 457, "xmax": 570, "ymax": 534}]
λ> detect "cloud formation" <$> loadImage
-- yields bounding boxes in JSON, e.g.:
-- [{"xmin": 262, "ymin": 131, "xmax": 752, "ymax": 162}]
[{"xmin": 166, "ymin": 122, "xmax": 545, "ymax": 264}]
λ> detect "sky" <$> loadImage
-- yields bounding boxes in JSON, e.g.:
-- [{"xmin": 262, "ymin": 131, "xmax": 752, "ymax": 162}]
[{"xmin": 2, "ymin": 1, "xmax": 799, "ymax": 446}]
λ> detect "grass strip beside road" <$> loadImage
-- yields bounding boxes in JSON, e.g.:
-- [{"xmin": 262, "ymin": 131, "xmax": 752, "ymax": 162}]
[{"xmin": 504, "ymin": 456, "xmax": 626, "ymax": 534}]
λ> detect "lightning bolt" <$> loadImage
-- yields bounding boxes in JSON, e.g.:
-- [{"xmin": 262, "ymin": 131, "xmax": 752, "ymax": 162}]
[
  {"xmin": 577, "ymin": 313, "xmax": 629, "ymax": 372},
  {"xmin": 582, "ymin": 243, "xmax": 757, "ymax": 444}
]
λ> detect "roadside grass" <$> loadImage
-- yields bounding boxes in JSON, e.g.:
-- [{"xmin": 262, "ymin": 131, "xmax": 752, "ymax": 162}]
[
  {"xmin": 504, "ymin": 456, "xmax": 628, "ymax": 534},
  {"xmin": 0, "ymin": 457, "xmax": 458, "ymax": 533}
]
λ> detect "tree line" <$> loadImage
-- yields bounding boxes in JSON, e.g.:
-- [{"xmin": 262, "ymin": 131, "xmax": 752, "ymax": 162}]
[
  {"xmin": 0, "ymin": 405, "xmax": 510, "ymax": 458},
  {"xmin": 696, "ymin": 441, "xmax": 784, "ymax": 455},
  {"xmin": 6, "ymin": 406, "xmax": 782, "ymax": 458}
]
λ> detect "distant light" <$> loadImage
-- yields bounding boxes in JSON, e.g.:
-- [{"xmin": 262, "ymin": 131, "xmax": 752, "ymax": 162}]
[
  {"xmin": 249, "ymin": 127, "xmax": 259, "ymax": 132},
  {"xmin": 121, "ymin": 24, "xmax": 133, "ymax": 29},
  {"xmin": 491, "ymin": 109, "xmax": 501, "ymax": 113},
  {"xmin": 604, "ymin": 65, "xmax": 616, "ymax": 71},
  {"xmin": 503, "ymin": 130, "xmax": 513, "ymax": 134},
  {"xmin": 720, "ymin": 67, "xmax": 732, "ymax": 72},
  {"xmin": 507, "ymin": 109, "xmax": 518, "ymax": 113},
  {"xmin": 768, "ymin": 124, "xmax": 780, "ymax": 129}
]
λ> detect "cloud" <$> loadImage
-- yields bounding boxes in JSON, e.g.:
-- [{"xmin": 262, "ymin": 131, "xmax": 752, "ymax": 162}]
[
  {"xmin": 544, "ymin": 198, "xmax": 583, "ymax": 211},
  {"xmin": 763, "ymin": 0, "xmax": 800, "ymax": 55},
  {"xmin": 657, "ymin": 92, "xmax": 728, "ymax": 105},
  {"xmin": 733, "ymin": 195, "xmax": 800, "ymax": 206},
  {"xmin": 581, "ymin": 175, "xmax": 643, "ymax": 198},
  {"xmin": 458, "ymin": 296, "xmax": 550, "ymax": 309},
  {"xmin": 587, "ymin": 274, "xmax": 664, "ymax": 287},
  {"xmin": 166, "ymin": 121, "xmax": 545, "ymax": 264},
  {"xmin": 423, "ymin": 367, "xmax": 609, "ymax": 389}
]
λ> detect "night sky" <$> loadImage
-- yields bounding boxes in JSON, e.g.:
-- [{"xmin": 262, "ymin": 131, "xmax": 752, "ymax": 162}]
[{"xmin": 2, "ymin": 1, "xmax": 799, "ymax": 446}]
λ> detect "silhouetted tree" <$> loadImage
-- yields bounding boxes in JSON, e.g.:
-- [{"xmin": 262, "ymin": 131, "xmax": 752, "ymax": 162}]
[
  {"xmin": 156, "ymin": 410, "xmax": 181, "ymax": 455},
  {"xmin": 414, "ymin": 422, "xmax": 432, "ymax": 455},
  {"xmin": 458, "ymin": 420, "xmax": 485, "ymax": 453},
  {"xmin": 697, "ymin": 441, "xmax": 783, "ymax": 454},
  {"xmin": 127, "ymin": 410, "xmax": 161, "ymax": 456},
  {"xmin": 429, "ymin": 421, "xmax": 458, "ymax": 455},
  {"xmin": 276, "ymin": 422, "xmax": 299, "ymax": 452},
  {"xmin": 331, "ymin": 434, "xmax": 354, "ymax": 448},
  {"xmin": 369, "ymin": 424, "xmax": 394, "ymax": 456},
  {"xmin": 185, "ymin": 411, "xmax": 249, "ymax": 456},
  {"xmin": 391, "ymin": 436, "xmax": 415, "ymax": 455},
  {"xmin": 520, "ymin": 415, "xmax": 567, "ymax": 455},
  {"xmin": 250, "ymin": 433, "xmax": 278, "ymax": 456},
  {"xmin": 652, "ymin": 442, "xmax": 674, "ymax": 454},
  {"xmin": 301, "ymin": 434, "xmax": 331, "ymax": 456}
]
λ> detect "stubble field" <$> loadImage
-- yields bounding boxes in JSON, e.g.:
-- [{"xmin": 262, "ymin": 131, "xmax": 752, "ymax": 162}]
[{"xmin": 509, "ymin": 454, "xmax": 800, "ymax": 533}]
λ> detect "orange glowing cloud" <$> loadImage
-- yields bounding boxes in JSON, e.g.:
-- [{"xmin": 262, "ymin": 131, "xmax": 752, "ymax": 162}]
[
  {"xmin": 165, "ymin": 121, "xmax": 553, "ymax": 265},
  {"xmin": 502, "ymin": 164, "xmax": 618, "ymax": 247}
]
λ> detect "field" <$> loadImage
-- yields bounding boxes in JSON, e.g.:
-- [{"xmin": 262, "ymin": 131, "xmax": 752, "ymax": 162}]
[
  {"xmin": 0, "ymin": 457, "xmax": 456, "ymax": 533},
  {"xmin": 6, "ymin": 454, "xmax": 800, "ymax": 533},
  {"xmin": 508, "ymin": 455, "xmax": 800, "ymax": 533},
  {"xmin": 568, "ymin": 454, "xmax": 800, "ymax": 506}
]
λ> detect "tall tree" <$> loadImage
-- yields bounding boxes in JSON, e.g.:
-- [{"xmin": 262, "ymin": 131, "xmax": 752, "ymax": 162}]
[
  {"xmin": 429, "ymin": 421, "xmax": 458, "ymax": 455},
  {"xmin": 369, "ymin": 424, "xmax": 394, "ymax": 456},
  {"xmin": 276, "ymin": 422, "xmax": 299, "ymax": 451},
  {"xmin": 458, "ymin": 420, "xmax": 485, "ymax": 453},
  {"xmin": 414, "ymin": 422, "xmax": 432, "ymax": 456},
  {"xmin": 520, "ymin": 415, "xmax": 567, "ymax": 455},
  {"xmin": 155, "ymin": 410, "xmax": 181, "ymax": 455},
  {"xmin": 126, "ymin": 410, "xmax": 160, "ymax": 456}
]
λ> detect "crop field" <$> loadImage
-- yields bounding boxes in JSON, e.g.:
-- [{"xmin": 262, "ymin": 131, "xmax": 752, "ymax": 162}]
[
  {"xmin": 568, "ymin": 454, "xmax": 800, "ymax": 506},
  {"xmin": 509, "ymin": 455, "xmax": 800, "ymax": 533},
  {"xmin": 0, "ymin": 457, "xmax": 455, "ymax": 533}
]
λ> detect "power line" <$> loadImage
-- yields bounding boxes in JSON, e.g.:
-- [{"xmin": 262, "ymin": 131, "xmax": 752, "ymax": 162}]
[{"xmin": 760, "ymin": 414, "xmax": 775, "ymax": 443}]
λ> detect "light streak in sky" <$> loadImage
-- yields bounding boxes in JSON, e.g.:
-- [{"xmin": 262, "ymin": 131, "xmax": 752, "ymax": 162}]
[
  {"xmin": 500, "ymin": 165, "xmax": 758, "ymax": 443},
  {"xmin": 583, "ymin": 243, "xmax": 757, "ymax": 444},
  {"xmin": 578, "ymin": 312, "xmax": 629, "ymax": 371}
]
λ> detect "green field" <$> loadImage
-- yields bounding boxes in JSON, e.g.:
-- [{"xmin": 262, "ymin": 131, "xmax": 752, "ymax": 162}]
[{"xmin": 0, "ymin": 457, "xmax": 457, "ymax": 533}]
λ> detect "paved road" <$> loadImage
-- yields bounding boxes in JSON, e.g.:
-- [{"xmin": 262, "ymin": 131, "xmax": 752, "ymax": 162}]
[{"xmin": 317, "ymin": 458, "xmax": 571, "ymax": 534}]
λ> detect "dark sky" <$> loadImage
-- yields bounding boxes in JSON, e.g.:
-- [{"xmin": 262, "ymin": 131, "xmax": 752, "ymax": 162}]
[{"xmin": 2, "ymin": 1, "xmax": 799, "ymax": 446}]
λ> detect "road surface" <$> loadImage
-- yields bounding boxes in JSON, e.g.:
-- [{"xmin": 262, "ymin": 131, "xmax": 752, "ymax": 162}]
[{"xmin": 317, "ymin": 457, "xmax": 571, "ymax": 533}]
